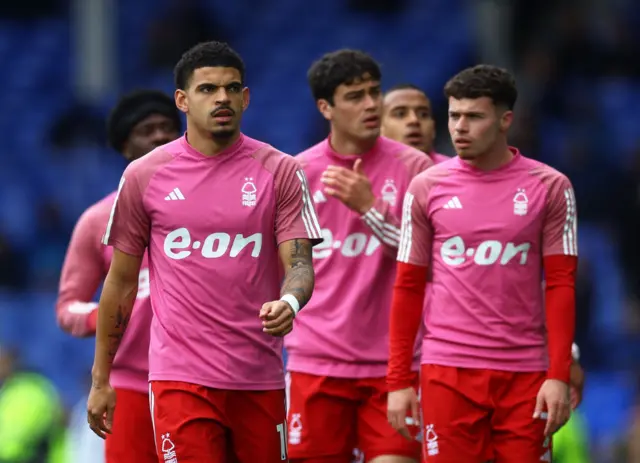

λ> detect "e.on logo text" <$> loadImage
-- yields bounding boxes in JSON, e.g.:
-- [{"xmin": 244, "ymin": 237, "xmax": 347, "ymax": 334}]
[
  {"xmin": 163, "ymin": 228, "xmax": 262, "ymax": 260},
  {"xmin": 440, "ymin": 236, "xmax": 531, "ymax": 266},
  {"xmin": 313, "ymin": 229, "xmax": 381, "ymax": 259}
]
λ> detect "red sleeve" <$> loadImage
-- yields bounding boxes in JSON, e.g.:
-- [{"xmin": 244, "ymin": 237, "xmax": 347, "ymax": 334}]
[
  {"xmin": 387, "ymin": 262, "xmax": 427, "ymax": 391},
  {"xmin": 56, "ymin": 206, "xmax": 105, "ymax": 337},
  {"xmin": 543, "ymin": 254, "xmax": 577, "ymax": 383},
  {"xmin": 274, "ymin": 156, "xmax": 323, "ymax": 245},
  {"xmin": 104, "ymin": 166, "xmax": 150, "ymax": 256}
]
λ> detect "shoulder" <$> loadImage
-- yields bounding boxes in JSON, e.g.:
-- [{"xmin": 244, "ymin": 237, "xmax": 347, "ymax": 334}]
[
  {"xmin": 124, "ymin": 141, "xmax": 180, "ymax": 180},
  {"xmin": 243, "ymin": 136, "xmax": 300, "ymax": 175},
  {"xmin": 76, "ymin": 191, "xmax": 118, "ymax": 230},
  {"xmin": 295, "ymin": 140, "xmax": 327, "ymax": 168},
  {"xmin": 377, "ymin": 137, "xmax": 434, "ymax": 172},
  {"xmin": 523, "ymin": 156, "xmax": 573, "ymax": 191}
]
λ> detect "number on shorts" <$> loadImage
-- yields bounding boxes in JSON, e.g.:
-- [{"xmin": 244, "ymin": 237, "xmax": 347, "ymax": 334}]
[{"xmin": 276, "ymin": 422, "xmax": 287, "ymax": 460}]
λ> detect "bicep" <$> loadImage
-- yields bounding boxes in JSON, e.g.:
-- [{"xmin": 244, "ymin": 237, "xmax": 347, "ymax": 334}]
[{"xmin": 278, "ymin": 238, "xmax": 313, "ymax": 270}]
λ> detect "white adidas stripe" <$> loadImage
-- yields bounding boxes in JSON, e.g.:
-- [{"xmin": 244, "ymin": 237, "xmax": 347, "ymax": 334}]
[
  {"xmin": 562, "ymin": 187, "xmax": 578, "ymax": 255},
  {"xmin": 296, "ymin": 170, "xmax": 322, "ymax": 239},
  {"xmin": 102, "ymin": 176, "xmax": 126, "ymax": 245},
  {"xmin": 398, "ymin": 192, "xmax": 415, "ymax": 263}
]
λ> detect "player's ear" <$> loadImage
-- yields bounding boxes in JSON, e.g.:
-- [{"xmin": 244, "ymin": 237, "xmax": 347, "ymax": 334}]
[
  {"xmin": 175, "ymin": 89, "xmax": 188, "ymax": 114},
  {"xmin": 500, "ymin": 109, "xmax": 513, "ymax": 133},
  {"xmin": 242, "ymin": 87, "xmax": 250, "ymax": 111},
  {"xmin": 317, "ymin": 99, "xmax": 332, "ymax": 121}
]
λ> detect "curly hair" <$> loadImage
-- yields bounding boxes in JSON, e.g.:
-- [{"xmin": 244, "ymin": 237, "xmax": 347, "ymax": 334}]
[
  {"xmin": 444, "ymin": 65, "xmax": 517, "ymax": 110},
  {"xmin": 307, "ymin": 49, "xmax": 381, "ymax": 104},
  {"xmin": 174, "ymin": 41, "xmax": 245, "ymax": 90}
]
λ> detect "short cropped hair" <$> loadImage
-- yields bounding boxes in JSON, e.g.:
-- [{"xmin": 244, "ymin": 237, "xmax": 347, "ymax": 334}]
[
  {"xmin": 444, "ymin": 65, "xmax": 517, "ymax": 110},
  {"xmin": 174, "ymin": 41, "xmax": 245, "ymax": 90},
  {"xmin": 307, "ymin": 49, "xmax": 381, "ymax": 104},
  {"xmin": 385, "ymin": 83, "xmax": 424, "ymax": 95}
]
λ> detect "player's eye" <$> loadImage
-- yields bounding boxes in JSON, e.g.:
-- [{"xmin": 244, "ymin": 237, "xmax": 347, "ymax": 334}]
[
  {"xmin": 199, "ymin": 85, "xmax": 216, "ymax": 93},
  {"xmin": 417, "ymin": 110, "xmax": 430, "ymax": 119},
  {"xmin": 227, "ymin": 84, "xmax": 242, "ymax": 93},
  {"xmin": 392, "ymin": 109, "xmax": 406, "ymax": 118}
]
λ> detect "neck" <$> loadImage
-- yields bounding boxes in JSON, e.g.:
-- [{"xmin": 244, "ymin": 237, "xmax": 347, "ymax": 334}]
[
  {"xmin": 329, "ymin": 130, "xmax": 377, "ymax": 156},
  {"xmin": 187, "ymin": 120, "xmax": 240, "ymax": 157},
  {"xmin": 464, "ymin": 140, "xmax": 513, "ymax": 171}
]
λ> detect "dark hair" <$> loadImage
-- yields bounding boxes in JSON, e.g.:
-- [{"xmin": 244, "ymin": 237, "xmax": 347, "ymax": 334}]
[
  {"xmin": 307, "ymin": 49, "xmax": 381, "ymax": 104},
  {"xmin": 174, "ymin": 41, "xmax": 245, "ymax": 90},
  {"xmin": 444, "ymin": 65, "xmax": 517, "ymax": 110},
  {"xmin": 107, "ymin": 90, "xmax": 182, "ymax": 152},
  {"xmin": 386, "ymin": 83, "xmax": 424, "ymax": 95}
]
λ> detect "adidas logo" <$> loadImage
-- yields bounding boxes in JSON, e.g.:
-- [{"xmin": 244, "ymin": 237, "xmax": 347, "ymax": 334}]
[
  {"xmin": 443, "ymin": 196, "xmax": 462, "ymax": 209},
  {"xmin": 165, "ymin": 188, "xmax": 185, "ymax": 201},
  {"xmin": 313, "ymin": 190, "xmax": 326, "ymax": 203}
]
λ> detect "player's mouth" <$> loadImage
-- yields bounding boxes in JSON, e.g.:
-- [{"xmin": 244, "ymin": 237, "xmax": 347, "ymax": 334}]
[
  {"xmin": 404, "ymin": 131, "xmax": 424, "ymax": 146},
  {"xmin": 362, "ymin": 115, "xmax": 380, "ymax": 129},
  {"xmin": 211, "ymin": 108, "xmax": 234, "ymax": 123},
  {"xmin": 454, "ymin": 138, "xmax": 472, "ymax": 149}
]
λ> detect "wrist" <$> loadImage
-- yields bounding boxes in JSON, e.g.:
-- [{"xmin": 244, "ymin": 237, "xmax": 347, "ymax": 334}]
[
  {"xmin": 280, "ymin": 294, "xmax": 300, "ymax": 317},
  {"xmin": 358, "ymin": 196, "xmax": 377, "ymax": 216}
]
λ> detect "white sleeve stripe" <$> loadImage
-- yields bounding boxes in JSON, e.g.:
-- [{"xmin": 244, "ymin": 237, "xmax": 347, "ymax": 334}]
[
  {"xmin": 296, "ymin": 170, "xmax": 322, "ymax": 239},
  {"xmin": 102, "ymin": 176, "xmax": 126, "ymax": 245},
  {"xmin": 398, "ymin": 192, "xmax": 415, "ymax": 263},
  {"xmin": 366, "ymin": 207, "xmax": 401, "ymax": 238},
  {"xmin": 148, "ymin": 384, "xmax": 156, "ymax": 438},
  {"xmin": 362, "ymin": 214, "xmax": 399, "ymax": 247},
  {"xmin": 562, "ymin": 188, "xmax": 578, "ymax": 255}
]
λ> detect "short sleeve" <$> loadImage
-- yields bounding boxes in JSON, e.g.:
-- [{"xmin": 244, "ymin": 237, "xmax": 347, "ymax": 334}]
[
  {"xmin": 102, "ymin": 167, "xmax": 150, "ymax": 256},
  {"xmin": 542, "ymin": 174, "xmax": 578, "ymax": 257},
  {"xmin": 397, "ymin": 176, "xmax": 432, "ymax": 266},
  {"xmin": 274, "ymin": 156, "xmax": 323, "ymax": 245}
]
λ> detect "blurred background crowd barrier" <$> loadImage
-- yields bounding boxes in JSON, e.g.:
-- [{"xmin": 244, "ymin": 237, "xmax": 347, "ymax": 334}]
[{"xmin": 0, "ymin": 0, "xmax": 639, "ymax": 461}]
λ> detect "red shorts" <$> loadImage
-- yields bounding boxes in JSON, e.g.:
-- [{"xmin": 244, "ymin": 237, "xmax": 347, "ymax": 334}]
[
  {"xmin": 286, "ymin": 372, "xmax": 420, "ymax": 462},
  {"xmin": 150, "ymin": 380, "xmax": 287, "ymax": 463},
  {"xmin": 420, "ymin": 365, "xmax": 551, "ymax": 463},
  {"xmin": 104, "ymin": 388, "xmax": 156, "ymax": 463}
]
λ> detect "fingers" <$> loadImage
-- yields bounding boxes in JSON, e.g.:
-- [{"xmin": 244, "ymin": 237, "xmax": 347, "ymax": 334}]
[
  {"xmin": 387, "ymin": 408, "xmax": 410, "ymax": 440},
  {"xmin": 352, "ymin": 158, "xmax": 364, "ymax": 175},
  {"xmin": 543, "ymin": 400, "xmax": 557, "ymax": 436},
  {"xmin": 532, "ymin": 392, "xmax": 545, "ymax": 419},
  {"xmin": 261, "ymin": 303, "xmax": 294, "ymax": 336},
  {"xmin": 87, "ymin": 408, "xmax": 110, "ymax": 439}
]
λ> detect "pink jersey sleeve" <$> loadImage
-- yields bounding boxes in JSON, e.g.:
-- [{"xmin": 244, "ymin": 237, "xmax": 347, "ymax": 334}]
[
  {"xmin": 56, "ymin": 206, "xmax": 105, "ymax": 336},
  {"xmin": 103, "ymin": 164, "xmax": 150, "ymax": 256},
  {"xmin": 542, "ymin": 173, "xmax": 578, "ymax": 257},
  {"xmin": 362, "ymin": 148, "xmax": 433, "ymax": 255},
  {"xmin": 397, "ymin": 174, "xmax": 433, "ymax": 266},
  {"xmin": 274, "ymin": 155, "xmax": 323, "ymax": 244}
]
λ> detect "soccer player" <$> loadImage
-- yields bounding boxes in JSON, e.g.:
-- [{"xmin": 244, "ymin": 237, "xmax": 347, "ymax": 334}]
[
  {"xmin": 285, "ymin": 49, "xmax": 432, "ymax": 463},
  {"xmin": 86, "ymin": 41, "xmax": 322, "ymax": 463},
  {"xmin": 387, "ymin": 65, "xmax": 577, "ymax": 462},
  {"xmin": 56, "ymin": 90, "xmax": 181, "ymax": 463},
  {"xmin": 381, "ymin": 84, "xmax": 449, "ymax": 164}
]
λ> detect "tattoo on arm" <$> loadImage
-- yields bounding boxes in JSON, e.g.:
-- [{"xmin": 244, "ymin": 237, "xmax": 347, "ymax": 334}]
[
  {"xmin": 107, "ymin": 297, "xmax": 134, "ymax": 361},
  {"xmin": 281, "ymin": 239, "xmax": 315, "ymax": 309}
]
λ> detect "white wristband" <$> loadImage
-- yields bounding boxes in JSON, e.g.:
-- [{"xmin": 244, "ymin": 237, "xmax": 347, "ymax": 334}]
[
  {"xmin": 280, "ymin": 294, "xmax": 300, "ymax": 317},
  {"xmin": 572, "ymin": 342, "xmax": 580, "ymax": 362}
]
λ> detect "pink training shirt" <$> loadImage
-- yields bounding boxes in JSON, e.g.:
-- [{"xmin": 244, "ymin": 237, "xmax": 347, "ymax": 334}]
[
  {"xmin": 57, "ymin": 192, "xmax": 152, "ymax": 394},
  {"xmin": 429, "ymin": 151, "xmax": 450, "ymax": 164},
  {"xmin": 285, "ymin": 136, "xmax": 433, "ymax": 378},
  {"xmin": 103, "ymin": 134, "xmax": 322, "ymax": 390},
  {"xmin": 398, "ymin": 148, "xmax": 578, "ymax": 371}
]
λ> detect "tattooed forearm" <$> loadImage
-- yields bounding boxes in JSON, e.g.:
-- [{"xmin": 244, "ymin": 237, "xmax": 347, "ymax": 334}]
[
  {"xmin": 106, "ymin": 304, "xmax": 133, "ymax": 360},
  {"xmin": 280, "ymin": 239, "xmax": 315, "ymax": 309}
]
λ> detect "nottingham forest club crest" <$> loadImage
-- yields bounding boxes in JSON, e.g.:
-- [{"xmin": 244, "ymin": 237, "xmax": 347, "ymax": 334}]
[
  {"xmin": 242, "ymin": 177, "xmax": 257, "ymax": 207},
  {"xmin": 381, "ymin": 179, "xmax": 398, "ymax": 206}
]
